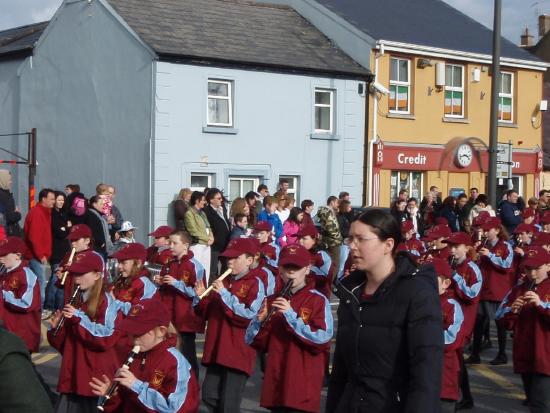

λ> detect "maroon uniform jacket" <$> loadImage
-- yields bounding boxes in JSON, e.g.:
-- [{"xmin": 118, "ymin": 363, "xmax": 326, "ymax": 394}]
[
  {"xmin": 160, "ymin": 252, "xmax": 206, "ymax": 333},
  {"xmin": 396, "ymin": 238, "xmax": 426, "ymax": 257},
  {"xmin": 0, "ymin": 262, "xmax": 41, "ymax": 352},
  {"xmin": 194, "ymin": 269, "xmax": 265, "ymax": 376},
  {"xmin": 496, "ymin": 278, "xmax": 550, "ymax": 376},
  {"xmin": 146, "ymin": 245, "xmax": 173, "ymax": 266},
  {"xmin": 440, "ymin": 292, "xmax": 465, "ymax": 401},
  {"xmin": 451, "ymin": 257, "xmax": 482, "ymax": 341},
  {"xmin": 47, "ymin": 292, "xmax": 123, "ymax": 396},
  {"xmin": 112, "ymin": 270, "xmax": 160, "ymax": 305},
  {"xmin": 306, "ymin": 250, "xmax": 334, "ymax": 298},
  {"xmin": 478, "ymin": 239, "xmax": 514, "ymax": 302},
  {"xmin": 246, "ymin": 286, "xmax": 333, "ymax": 412},
  {"xmin": 103, "ymin": 337, "xmax": 200, "ymax": 413}
]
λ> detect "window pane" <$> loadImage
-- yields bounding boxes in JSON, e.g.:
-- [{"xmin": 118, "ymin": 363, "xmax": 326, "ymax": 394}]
[
  {"xmin": 398, "ymin": 59, "xmax": 408, "ymax": 82},
  {"xmin": 499, "ymin": 97, "xmax": 512, "ymax": 121},
  {"xmin": 397, "ymin": 86, "xmax": 408, "ymax": 111},
  {"xmin": 411, "ymin": 172, "xmax": 422, "ymax": 199},
  {"xmin": 208, "ymin": 82, "xmax": 228, "ymax": 97},
  {"xmin": 315, "ymin": 91, "xmax": 331, "ymax": 105},
  {"xmin": 390, "ymin": 171, "xmax": 398, "ymax": 201},
  {"xmin": 389, "ymin": 85, "xmax": 397, "ymax": 110},
  {"xmin": 191, "ymin": 175, "xmax": 208, "ymax": 188},
  {"xmin": 501, "ymin": 74, "xmax": 512, "ymax": 94},
  {"xmin": 452, "ymin": 91, "xmax": 463, "ymax": 115},
  {"xmin": 445, "ymin": 65, "xmax": 452, "ymax": 87},
  {"xmin": 229, "ymin": 180, "xmax": 241, "ymax": 200},
  {"xmin": 444, "ymin": 90, "xmax": 452, "ymax": 114},
  {"xmin": 390, "ymin": 58, "xmax": 398, "ymax": 81},
  {"xmin": 453, "ymin": 66, "xmax": 462, "ymax": 88},
  {"xmin": 243, "ymin": 180, "xmax": 254, "ymax": 194},
  {"xmin": 315, "ymin": 106, "xmax": 331, "ymax": 130},
  {"xmin": 208, "ymin": 98, "xmax": 230, "ymax": 124}
]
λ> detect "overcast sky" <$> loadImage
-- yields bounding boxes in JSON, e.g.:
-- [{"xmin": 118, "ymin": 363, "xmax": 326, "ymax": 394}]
[{"xmin": 0, "ymin": 0, "xmax": 549, "ymax": 45}]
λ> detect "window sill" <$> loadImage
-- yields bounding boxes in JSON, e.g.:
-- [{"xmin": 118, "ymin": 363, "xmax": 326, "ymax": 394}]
[
  {"xmin": 202, "ymin": 126, "xmax": 239, "ymax": 135},
  {"xmin": 310, "ymin": 133, "xmax": 339, "ymax": 141},
  {"xmin": 442, "ymin": 117, "xmax": 470, "ymax": 124},
  {"xmin": 498, "ymin": 122, "xmax": 518, "ymax": 129},
  {"xmin": 386, "ymin": 113, "xmax": 416, "ymax": 120}
]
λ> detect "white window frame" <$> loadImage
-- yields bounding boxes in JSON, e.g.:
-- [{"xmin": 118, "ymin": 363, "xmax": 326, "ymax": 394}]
[
  {"xmin": 278, "ymin": 175, "xmax": 300, "ymax": 202},
  {"xmin": 207, "ymin": 79, "xmax": 233, "ymax": 127},
  {"xmin": 389, "ymin": 57, "xmax": 411, "ymax": 114},
  {"xmin": 498, "ymin": 72, "xmax": 514, "ymax": 123},
  {"xmin": 228, "ymin": 176, "xmax": 260, "ymax": 200},
  {"xmin": 314, "ymin": 88, "xmax": 335, "ymax": 133},
  {"xmin": 444, "ymin": 64, "xmax": 465, "ymax": 118},
  {"xmin": 190, "ymin": 173, "xmax": 213, "ymax": 192}
]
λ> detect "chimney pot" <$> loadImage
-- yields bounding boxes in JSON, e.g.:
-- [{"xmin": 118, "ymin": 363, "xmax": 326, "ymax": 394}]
[{"xmin": 539, "ymin": 14, "xmax": 550, "ymax": 37}]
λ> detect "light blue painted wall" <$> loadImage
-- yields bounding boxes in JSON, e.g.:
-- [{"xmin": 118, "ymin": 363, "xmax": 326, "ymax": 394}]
[
  {"xmin": 14, "ymin": 0, "xmax": 153, "ymax": 240},
  {"xmin": 153, "ymin": 61, "xmax": 366, "ymax": 228}
]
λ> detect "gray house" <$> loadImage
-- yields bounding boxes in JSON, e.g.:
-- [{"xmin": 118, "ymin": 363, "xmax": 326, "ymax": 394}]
[{"xmin": 0, "ymin": 0, "xmax": 370, "ymax": 238}]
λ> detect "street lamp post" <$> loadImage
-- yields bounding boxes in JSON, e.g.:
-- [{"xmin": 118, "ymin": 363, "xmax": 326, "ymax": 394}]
[{"xmin": 488, "ymin": 0, "xmax": 501, "ymax": 209}]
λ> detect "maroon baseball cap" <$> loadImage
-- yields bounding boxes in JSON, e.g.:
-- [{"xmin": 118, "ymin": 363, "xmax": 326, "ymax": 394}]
[
  {"xmin": 420, "ymin": 227, "xmax": 435, "ymax": 242},
  {"xmin": 148, "ymin": 225, "xmax": 173, "ymax": 238},
  {"xmin": 253, "ymin": 221, "xmax": 272, "ymax": 232},
  {"xmin": 278, "ymin": 244, "xmax": 311, "ymax": 268},
  {"xmin": 220, "ymin": 238, "xmax": 257, "ymax": 258},
  {"xmin": 111, "ymin": 243, "xmax": 148, "ymax": 262},
  {"xmin": 533, "ymin": 231, "xmax": 550, "ymax": 246},
  {"xmin": 67, "ymin": 224, "xmax": 92, "ymax": 241},
  {"xmin": 443, "ymin": 232, "xmax": 472, "ymax": 247},
  {"xmin": 296, "ymin": 225, "xmax": 318, "ymax": 238},
  {"xmin": 430, "ymin": 224, "xmax": 451, "ymax": 240},
  {"xmin": 118, "ymin": 300, "xmax": 170, "ymax": 336},
  {"xmin": 434, "ymin": 217, "xmax": 448, "ymax": 226},
  {"xmin": 401, "ymin": 220, "xmax": 414, "ymax": 233},
  {"xmin": 472, "ymin": 211, "xmax": 491, "ymax": 228},
  {"xmin": 523, "ymin": 208, "xmax": 536, "ymax": 219},
  {"xmin": 514, "ymin": 223, "xmax": 537, "ymax": 235},
  {"xmin": 481, "ymin": 217, "xmax": 502, "ymax": 231},
  {"xmin": 68, "ymin": 250, "xmax": 104, "ymax": 274},
  {"xmin": 522, "ymin": 247, "xmax": 550, "ymax": 269},
  {"xmin": 431, "ymin": 257, "xmax": 452, "ymax": 279},
  {"xmin": 0, "ymin": 237, "xmax": 28, "ymax": 256}
]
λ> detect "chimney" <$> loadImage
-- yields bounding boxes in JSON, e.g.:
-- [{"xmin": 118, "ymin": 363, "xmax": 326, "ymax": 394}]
[
  {"xmin": 521, "ymin": 27, "xmax": 534, "ymax": 46},
  {"xmin": 539, "ymin": 14, "xmax": 550, "ymax": 37}
]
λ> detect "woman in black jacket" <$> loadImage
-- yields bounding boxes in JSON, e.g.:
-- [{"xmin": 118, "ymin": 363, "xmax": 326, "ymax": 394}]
[
  {"xmin": 327, "ymin": 209, "xmax": 443, "ymax": 413},
  {"xmin": 85, "ymin": 195, "xmax": 113, "ymax": 259},
  {"xmin": 0, "ymin": 170, "xmax": 22, "ymax": 236}
]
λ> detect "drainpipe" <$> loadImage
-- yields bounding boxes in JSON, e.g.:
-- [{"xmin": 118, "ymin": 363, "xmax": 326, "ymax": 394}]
[
  {"xmin": 362, "ymin": 74, "xmax": 374, "ymax": 207},
  {"xmin": 367, "ymin": 42, "xmax": 384, "ymax": 206}
]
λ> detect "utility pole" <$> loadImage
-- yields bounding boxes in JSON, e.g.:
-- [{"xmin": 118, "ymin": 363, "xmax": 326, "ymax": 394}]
[{"xmin": 488, "ymin": 0, "xmax": 501, "ymax": 209}]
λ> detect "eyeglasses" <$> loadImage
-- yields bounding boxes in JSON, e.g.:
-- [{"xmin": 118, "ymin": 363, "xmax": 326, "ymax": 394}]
[{"xmin": 344, "ymin": 235, "xmax": 379, "ymax": 246}]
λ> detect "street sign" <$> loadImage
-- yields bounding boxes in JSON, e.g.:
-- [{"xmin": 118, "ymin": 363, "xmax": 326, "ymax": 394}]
[{"xmin": 496, "ymin": 142, "xmax": 512, "ymax": 179}]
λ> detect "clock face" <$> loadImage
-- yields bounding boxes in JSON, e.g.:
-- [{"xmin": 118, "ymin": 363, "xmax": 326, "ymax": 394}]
[{"xmin": 456, "ymin": 144, "xmax": 473, "ymax": 167}]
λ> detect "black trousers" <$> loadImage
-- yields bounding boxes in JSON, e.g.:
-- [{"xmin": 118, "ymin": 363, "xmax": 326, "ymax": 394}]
[
  {"xmin": 440, "ymin": 399, "xmax": 457, "ymax": 413},
  {"xmin": 202, "ymin": 364, "xmax": 248, "ymax": 413},
  {"xmin": 271, "ymin": 408, "xmax": 310, "ymax": 413},
  {"xmin": 180, "ymin": 332, "xmax": 199, "ymax": 379},
  {"xmin": 55, "ymin": 394, "xmax": 97, "ymax": 413},
  {"xmin": 459, "ymin": 354, "xmax": 473, "ymax": 402},
  {"xmin": 472, "ymin": 300, "xmax": 507, "ymax": 356},
  {"xmin": 522, "ymin": 373, "xmax": 550, "ymax": 413}
]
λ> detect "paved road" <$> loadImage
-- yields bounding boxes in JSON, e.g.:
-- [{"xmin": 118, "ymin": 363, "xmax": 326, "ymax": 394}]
[{"xmin": 34, "ymin": 302, "xmax": 529, "ymax": 413}]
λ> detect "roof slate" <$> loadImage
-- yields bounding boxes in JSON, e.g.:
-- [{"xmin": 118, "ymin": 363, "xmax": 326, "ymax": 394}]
[
  {"xmin": 315, "ymin": 0, "xmax": 540, "ymax": 62},
  {"xmin": 0, "ymin": 21, "xmax": 48, "ymax": 57},
  {"xmin": 108, "ymin": 0, "xmax": 369, "ymax": 76}
]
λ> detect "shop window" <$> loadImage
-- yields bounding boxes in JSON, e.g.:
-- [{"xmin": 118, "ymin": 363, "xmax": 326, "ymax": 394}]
[
  {"xmin": 444, "ymin": 64, "xmax": 464, "ymax": 118},
  {"xmin": 498, "ymin": 72, "xmax": 513, "ymax": 123},
  {"xmin": 228, "ymin": 176, "xmax": 260, "ymax": 200},
  {"xmin": 389, "ymin": 57, "xmax": 410, "ymax": 113},
  {"xmin": 390, "ymin": 171, "xmax": 423, "ymax": 202},
  {"xmin": 494, "ymin": 175, "xmax": 523, "ymax": 201}
]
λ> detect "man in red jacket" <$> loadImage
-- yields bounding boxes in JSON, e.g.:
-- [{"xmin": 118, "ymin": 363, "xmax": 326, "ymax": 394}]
[{"xmin": 23, "ymin": 188, "xmax": 55, "ymax": 311}]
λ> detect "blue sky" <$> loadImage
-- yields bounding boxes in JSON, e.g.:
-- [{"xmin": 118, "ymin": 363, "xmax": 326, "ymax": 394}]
[{"xmin": 0, "ymin": 0, "xmax": 548, "ymax": 45}]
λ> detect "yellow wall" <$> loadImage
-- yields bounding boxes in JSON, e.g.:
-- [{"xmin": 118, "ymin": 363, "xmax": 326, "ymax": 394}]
[{"xmin": 370, "ymin": 51, "xmax": 543, "ymax": 207}]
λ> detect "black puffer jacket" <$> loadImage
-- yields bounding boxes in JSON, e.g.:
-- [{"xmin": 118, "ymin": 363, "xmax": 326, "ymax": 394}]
[{"xmin": 327, "ymin": 253, "xmax": 443, "ymax": 413}]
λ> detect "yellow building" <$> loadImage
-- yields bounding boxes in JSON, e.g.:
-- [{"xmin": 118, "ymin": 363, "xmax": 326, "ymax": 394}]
[{"xmin": 367, "ymin": 45, "xmax": 548, "ymax": 207}]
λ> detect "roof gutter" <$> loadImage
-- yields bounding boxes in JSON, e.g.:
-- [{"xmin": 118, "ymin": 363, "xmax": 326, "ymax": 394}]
[{"xmin": 377, "ymin": 40, "xmax": 550, "ymax": 72}]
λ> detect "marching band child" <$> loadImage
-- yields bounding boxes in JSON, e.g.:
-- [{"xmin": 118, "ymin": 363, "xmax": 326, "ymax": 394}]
[
  {"xmin": 110, "ymin": 243, "xmax": 159, "ymax": 305},
  {"xmin": 254, "ymin": 221, "xmax": 279, "ymax": 270},
  {"xmin": 432, "ymin": 258, "xmax": 466, "ymax": 413},
  {"xmin": 48, "ymin": 250, "xmax": 124, "ymax": 412},
  {"xmin": 146, "ymin": 225, "xmax": 174, "ymax": 265},
  {"xmin": 89, "ymin": 299, "xmax": 200, "ymax": 413},
  {"xmin": 496, "ymin": 247, "xmax": 550, "ymax": 410},
  {"xmin": 249, "ymin": 238, "xmax": 276, "ymax": 297},
  {"xmin": 0, "ymin": 237, "xmax": 41, "ymax": 353},
  {"xmin": 194, "ymin": 238, "xmax": 265, "ymax": 412},
  {"xmin": 246, "ymin": 244, "xmax": 333, "ymax": 413},
  {"xmin": 156, "ymin": 230, "xmax": 205, "ymax": 377},
  {"xmin": 298, "ymin": 225, "xmax": 333, "ymax": 298},
  {"xmin": 396, "ymin": 220, "xmax": 425, "ymax": 257},
  {"xmin": 468, "ymin": 217, "xmax": 514, "ymax": 366}
]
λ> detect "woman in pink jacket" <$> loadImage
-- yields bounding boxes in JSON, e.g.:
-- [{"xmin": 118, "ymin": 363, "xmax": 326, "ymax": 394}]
[{"xmin": 279, "ymin": 207, "xmax": 304, "ymax": 247}]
